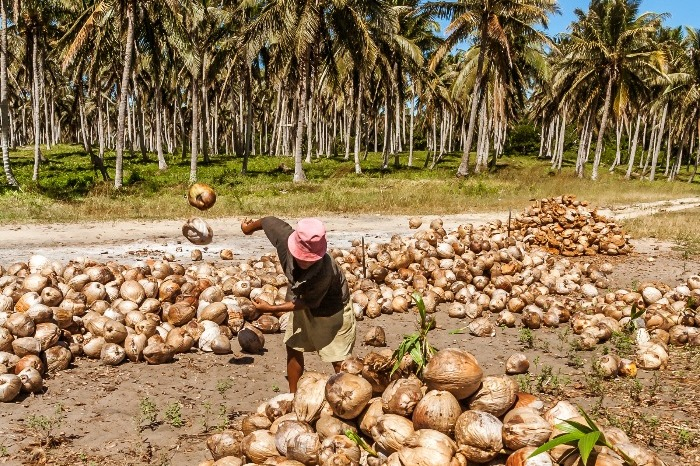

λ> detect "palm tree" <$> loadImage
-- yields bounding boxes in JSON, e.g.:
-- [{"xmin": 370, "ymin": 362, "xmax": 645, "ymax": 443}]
[
  {"xmin": 427, "ymin": 0, "xmax": 557, "ymax": 176},
  {"xmin": 246, "ymin": 0, "xmax": 400, "ymax": 182},
  {"xmin": 557, "ymin": 0, "xmax": 665, "ymax": 180},
  {"xmin": 679, "ymin": 28, "xmax": 700, "ymax": 182},
  {"xmin": 0, "ymin": 0, "xmax": 18, "ymax": 187},
  {"xmin": 15, "ymin": 0, "xmax": 67, "ymax": 181}
]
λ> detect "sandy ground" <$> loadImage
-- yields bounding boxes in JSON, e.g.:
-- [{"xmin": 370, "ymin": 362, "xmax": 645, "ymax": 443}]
[
  {"xmin": 0, "ymin": 198, "xmax": 699, "ymax": 466},
  {"xmin": 2, "ymin": 196, "xmax": 699, "ymax": 265}
]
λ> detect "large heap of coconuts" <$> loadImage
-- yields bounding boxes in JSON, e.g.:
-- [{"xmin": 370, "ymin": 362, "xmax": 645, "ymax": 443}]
[
  {"xmin": 197, "ymin": 348, "xmax": 667, "ymax": 466},
  {"xmin": 1, "ymin": 195, "xmax": 699, "ymax": 403},
  {"xmin": 510, "ymin": 195, "xmax": 632, "ymax": 257}
]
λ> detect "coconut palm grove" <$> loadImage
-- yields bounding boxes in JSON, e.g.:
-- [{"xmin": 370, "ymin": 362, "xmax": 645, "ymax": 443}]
[{"xmin": 0, "ymin": 0, "xmax": 699, "ymax": 188}]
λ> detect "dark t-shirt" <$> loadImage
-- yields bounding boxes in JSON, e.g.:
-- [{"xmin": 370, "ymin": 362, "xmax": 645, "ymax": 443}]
[{"xmin": 261, "ymin": 217, "xmax": 349, "ymax": 317}]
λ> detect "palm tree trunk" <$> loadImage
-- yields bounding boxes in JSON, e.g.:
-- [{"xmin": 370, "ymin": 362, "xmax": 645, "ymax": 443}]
[
  {"xmin": 276, "ymin": 94, "xmax": 287, "ymax": 157},
  {"xmin": 201, "ymin": 58, "xmax": 210, "ymax": 163},
  {"xmin": 353, "ymin": 79, "xmax": 363, "ymax": 174},
  {"xmin": 639, "ymin": 120, "xmax": 647, "ymax": 168},
  {"xmin": 134, "ymin": 82, "xmax": 147, "ymax": 161},
  {"xmin": 97, "ymin": 92, "xmax": 105, "ymax": 159},
  {"xmin": 576, "ymin": 111, "xmax": 591, "ymax": 177},
  {"xmin": 0, "ymin": 0, "xmax": 17, "ymax": 187},
  {"xmin": 556, "ymin": 108, "xmax": 567, "ymax": 173},
  {"xmin": 456, "ymin": 29, "xmax": 487, "ymax": 177},
  {"xmin": 50, "ymin": 97, "xmax": 56, "ymax": 145},
  {"xmin": 155, "ymin": 90, "xmax": 167, "ymax": 170},
  {"xmin": 625, "ymin": 113, "xmax": 641, "ymax": 179},
  {"xmin": 127, "ymin": 92, "xmax": 135, "ymax": 157},
  {"xmin": 668, "ymin": 133, "xmax": 684, "ymax": 182},
  {"xmin": 31, "ymin": 30, "xmax": 42, "ymax": 181},
  {"xmin": 242, "ymin": 65, "xmax": 253, "ymax": 174},
  {"xmin": 382, "ymin": 92, "xmax": 390, "ymax": 169},
  {"xmin": 106, "ymin": 98, "xmax": 111, "ymax": 150},
  {"xmin": 305, "ymin": 72, "xmax": 315, "ymax": 163},
  {"xmin": 550, "ymin": 115, "xmax": 559, "ymax": 164},
  {"xmin": 546, "ymin": 118, "xmax": 555, "ymax": 159},
  {"xmin": 190, "ymin": 76, "xmax": 200, "ymax": 182},
  {"xmin": 663, "ymin": 132, "xmax": 672, "ymax": 177},
  {"xmin": 538, "ymin": 121, "xmax": 545, "ymax": 159},
  {"xmin": 270, "ymin": 83, "xmax": 283, "ymax": 156},
  {"xmin": 408, "ymin": 88, "xmax": 415, "ymax": 167},
  {"xmin": 425, "ymin": 114, "xmax": 436, "ymax": 168},
  {"xmin": 78, "ymin": 78, "xmax": 109, "ymax": 180},
  {"xmin": 591, "ymin": 75, "xmax": 613, "ymax": 180},
  {"xmin": 690, "ymin": 121, "xmax": 700, "ymax": 183},
  {"xmin": 649, "ymin": 104, "xmax": 668, "ymax": 181},
  {"xmin": 373, "ymin": 114, "xmax": 377, "ymax": 154},
  {"xmin": 610, "ymin": 118, "xmax": 623, "ymax": 171},
  {"xmin": 395, "ymin": 84, "xmax": 402, "ymax": 153},
  {"xmin": 114, "ymin": 0, "xmax": 135, "ymax": 188},
  {"xmin": 293, "ymin": 48, "xmax": 310, "ymax": 182},
  {"xmin": 344, "ymin": 87, "xmax": 352, "ymax": 161},
  {"xmin": 39, "ymin": 51, "xmax": 49, "ymax": 151}
]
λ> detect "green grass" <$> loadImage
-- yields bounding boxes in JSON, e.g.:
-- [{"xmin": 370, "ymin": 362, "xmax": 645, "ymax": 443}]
[{"xmin": 0, "ymin": 144, "xmax": 698, "ymax": 223}]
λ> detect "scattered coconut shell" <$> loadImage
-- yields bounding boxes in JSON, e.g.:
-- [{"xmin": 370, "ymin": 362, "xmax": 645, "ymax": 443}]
[
  {"xmin": 467, "ymin": 375, "xmax": 518, "ymax": 417},
  {"xmin": 182, "ymin": 217, "xmax": 214, "ymax": 245},
  {"xmin": 506, "ymin": 353, "xmax": 530, "ymax": 375},
  {"xmin": 238, "ymin": 324, "xmax": 265, "ymax": 354},
  {"xmin": 422, "ymin": 349, "xmax": 483, "ymax": 400},
  {"xmin": 188, "ymin": 183, "xmax": 217, "ymax": 211},
  {"xmin": 364, "ymin": 326, "xmax": 386, "ymax": 347}
]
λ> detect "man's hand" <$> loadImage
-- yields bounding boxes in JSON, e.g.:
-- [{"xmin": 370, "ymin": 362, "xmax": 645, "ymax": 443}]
[
  {"xmin": 252, "ymin": 297, "xmax": 276, "ymax": 313},
  {"xmin": 241, "ymin": 218, "xmax": 262, "ymax": 235}
]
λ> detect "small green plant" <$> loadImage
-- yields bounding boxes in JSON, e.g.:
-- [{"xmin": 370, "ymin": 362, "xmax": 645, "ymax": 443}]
[
  {"xmin": 518, "ymin": 328, "xmax": 535, "ymax": 349},
  {"xmin": 271, "ymin": 384, "xmax": 280, "ymax": 393},
  {"xmin": 678, "ymin": 428, "xmax": 696, "ymax": 447},
  {"xmin": 531, "ymin": 407, "xmax": 638, "ymax": 465},
  {"xmin": 624, "ymin": 303, "xmax": 646, "ymax": 333},
  {"xmin": 516, "ymin": 374, "xmax": 532, "ymax": 393},
  {"xmin": 391, "ymin": 292, "xmax": 436, "ymax": 377},
  {"xmin": 584, "ymin": 363, "xmax": 605, "ymax": 397},
  {"xmin": 345, "ymin": 430, "xmax": 377, "ymax": 457},
  {"xmin": 201, "ymin": 401, "xmax": 213, "ymax": 433},
  {"xmin": 533, "ymin": 364, "xmax": 569, "ymax": 395},
  {"xmin": 648, "ymin": 372, "xmax": 661, "ymax": 400},
  {"xmin": 216, "ymin": 379, "xmax": 233, "ymax": 397},
  {"xmin": 164, "ymin": 402, "xmax": 184, "ymax": 428},
  {"xmin": 567, "ymin": 349, "xmax": 585, "ymax": 368},
  {"xmin": 628, "ymin": 379, "xmax": 643, "ymax": 403},
  {"xmin": 138, "ymin": 397, "xmax": 158, "ymax": 430},
  {"xmin": 216, "ymin": 403, "xmax": 230, "ymax": 432},
  {"xmin": 0, "ymin": 444, "xmax": 8, "ymax": 457},
  {"xmin": 610, "ymin": 331, "xmax": 635, "ymax": 357}
]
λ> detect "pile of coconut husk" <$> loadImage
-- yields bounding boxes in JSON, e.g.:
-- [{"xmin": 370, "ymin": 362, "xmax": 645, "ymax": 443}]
[
  {"xmin": 1, "ymin": 204, "xmax": 699, "ymax": 403},
  {"xmin": 509, "ymin": 195, "xmax": 632, "ymax": 256},
  {"xmin": 198, "ymin": 348, "xmax": 667, "ymax": 466}
]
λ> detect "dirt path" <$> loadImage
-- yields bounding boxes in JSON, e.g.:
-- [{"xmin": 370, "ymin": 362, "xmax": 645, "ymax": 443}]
[{"xmin": 2, "ymin": 197, "xmax": 699, "ymax": 265}]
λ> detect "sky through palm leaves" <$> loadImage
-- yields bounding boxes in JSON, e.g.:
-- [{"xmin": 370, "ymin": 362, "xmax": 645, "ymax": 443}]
[{"xmin": 434, "ymin": 0, "xmax": 699, "ymax": 42}]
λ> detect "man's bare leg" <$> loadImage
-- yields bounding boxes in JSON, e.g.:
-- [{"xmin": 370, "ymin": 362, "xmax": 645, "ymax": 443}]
[{"xmin": 287, "ymin": 346, "xmax": 304, "ymax": 393}]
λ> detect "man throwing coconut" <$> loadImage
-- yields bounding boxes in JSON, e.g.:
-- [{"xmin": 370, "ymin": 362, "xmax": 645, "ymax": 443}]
[{"xmin": 240, "ymin": 217, "xmax": 355, "ymax": 393}]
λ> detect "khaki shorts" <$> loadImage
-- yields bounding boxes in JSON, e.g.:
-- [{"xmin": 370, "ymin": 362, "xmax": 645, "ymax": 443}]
[{"xmin": 283, "ymin": 301, "xmax": 356, "ymax": 363}]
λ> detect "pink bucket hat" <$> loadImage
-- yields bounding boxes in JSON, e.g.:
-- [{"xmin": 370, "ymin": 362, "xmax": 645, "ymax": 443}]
[{"xmin": 287, "ymin": 218, "xmax": 328, "ymax": 262}]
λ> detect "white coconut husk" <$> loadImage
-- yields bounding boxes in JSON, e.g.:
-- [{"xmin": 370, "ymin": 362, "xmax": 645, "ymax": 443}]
[
  {"xmin": 293, "ymin": 371, "xmax": 330, "ymax": 423},
  {"xmin": 454, "ymin": 410, "xmax": 503, "ymax": 463}
]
